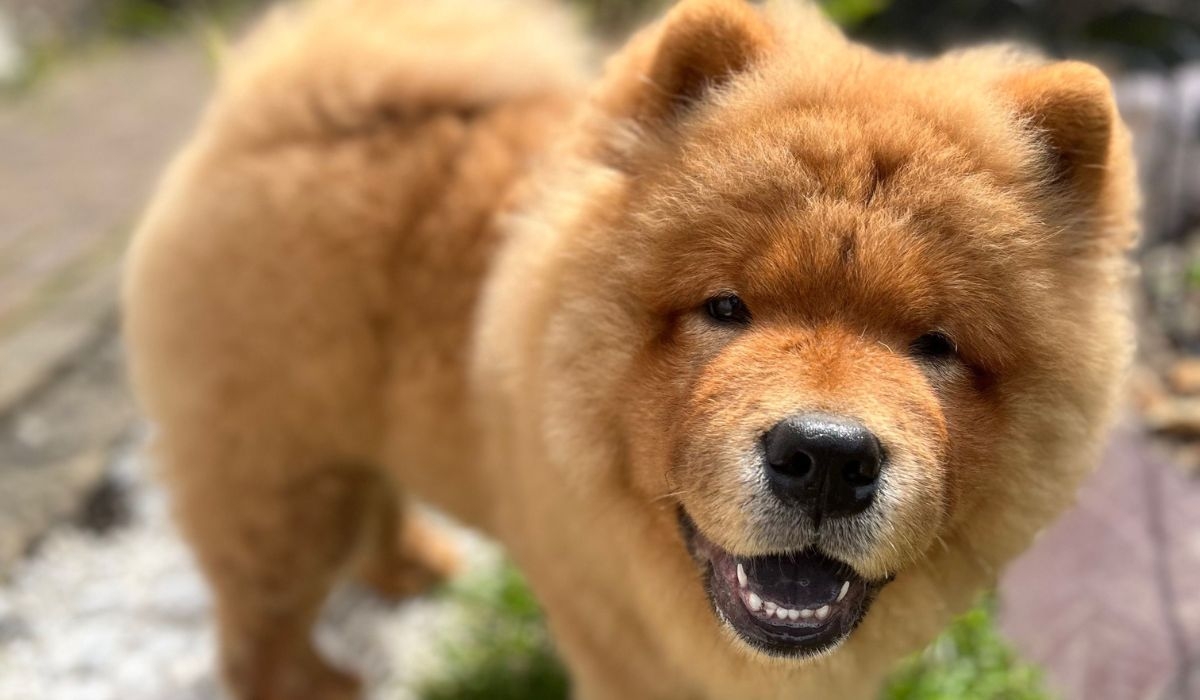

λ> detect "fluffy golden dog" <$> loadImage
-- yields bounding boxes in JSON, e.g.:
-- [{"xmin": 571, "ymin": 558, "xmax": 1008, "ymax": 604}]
[{"xmin": 123, "ymin": 0, "xmax": 1138, "ymax": 697}]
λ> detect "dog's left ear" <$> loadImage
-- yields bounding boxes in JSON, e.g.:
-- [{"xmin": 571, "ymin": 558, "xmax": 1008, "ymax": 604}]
[
  {"xmin": 1001, "ymin": 61, "xmax": 1117, "ymax": 200},
  {"xmin": 599, "ymin": 0, "xmax": 773, "ymax": 125}
]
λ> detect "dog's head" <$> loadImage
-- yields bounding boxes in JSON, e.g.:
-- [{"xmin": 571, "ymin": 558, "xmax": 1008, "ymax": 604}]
[{"xmin": 481, "ymin": 0, "xmax": 1137, "ymax": 664}]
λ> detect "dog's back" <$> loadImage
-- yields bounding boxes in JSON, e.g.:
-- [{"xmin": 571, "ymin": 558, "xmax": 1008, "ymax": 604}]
[{"xmin": 122, "ymin": 2, "xmax": 584, "ymax": 696}]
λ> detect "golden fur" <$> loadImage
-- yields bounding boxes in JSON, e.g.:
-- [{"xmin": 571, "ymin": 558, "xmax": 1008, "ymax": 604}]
[{"xmin": 123, "ymin": 0, "xmax": 1139, "ymax": 698}]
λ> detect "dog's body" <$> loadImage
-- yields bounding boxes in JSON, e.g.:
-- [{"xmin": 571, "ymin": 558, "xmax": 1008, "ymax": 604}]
[{"xmin": 124, "ymin": 0, "xmax": 1139, "ymax": 698}]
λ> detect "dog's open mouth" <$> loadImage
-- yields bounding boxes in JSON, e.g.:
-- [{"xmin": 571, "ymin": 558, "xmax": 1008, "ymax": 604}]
[{"xmin": 679, "ymin": 511, "xmax": 887, "ymax": 658}]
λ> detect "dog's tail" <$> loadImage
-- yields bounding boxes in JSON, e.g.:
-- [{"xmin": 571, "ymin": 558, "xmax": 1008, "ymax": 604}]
[{"xmin": 203, "ymin": 0, "xmax": 590, "ymax": 149}]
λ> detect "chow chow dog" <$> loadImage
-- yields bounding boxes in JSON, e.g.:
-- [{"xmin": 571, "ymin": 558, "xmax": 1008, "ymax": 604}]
[{"xmin": 123, "ymin": 0, "xmax": 1139, "ymax": 697}]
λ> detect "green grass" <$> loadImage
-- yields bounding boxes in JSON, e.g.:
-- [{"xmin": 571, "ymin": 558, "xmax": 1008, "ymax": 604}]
[
  {"xmin": 419, "ymin": 564, "xmax": 569, "ymax": 700},
  {"xmin": 102, "ymin": 0, "xmax": 259, "ymax": 39},
  {"xmin": 418, "ymin": 563, "xmax": 1052, "ymax": 700}
]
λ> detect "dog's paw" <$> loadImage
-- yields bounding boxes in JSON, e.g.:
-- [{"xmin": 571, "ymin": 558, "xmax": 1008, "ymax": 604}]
[
  {"xmin": 224, "ymin": 651, "xmax": 362, "ymax": 700},
  {"xmin": 354, "ymin": 515, "xmax": 462, "ymax": 601}
]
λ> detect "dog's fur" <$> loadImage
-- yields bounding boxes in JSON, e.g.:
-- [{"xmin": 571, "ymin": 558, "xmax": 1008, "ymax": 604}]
[{"xmin": 123, "ymin": 0, "xmax": 1139, "ymax": 698}]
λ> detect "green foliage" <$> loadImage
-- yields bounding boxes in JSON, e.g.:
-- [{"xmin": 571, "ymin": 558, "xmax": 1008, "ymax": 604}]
[
  {"xmin": 102, "ymin": 0, "xmax": 260, "ymax": 39},
  {"xmin": 818, "ymin": 0, "xmax": 891, "ymax": 28},
  {"xmin": 1186, "ymin": 260, "xmax": 1200, "ymax": 289},
  {"xmin": 419, "ymin": 564, "xmax": 570, "ymax": 700},
  {"xmin": 883, "ymin": 601, "xmax": 1052, "ymax": 700},
  {"xmin": 104, "ymin": 0, "xmax": 177, "ymax": 37},
  {"xmin": 419, "ymin": 562, "xmax": 1052, "ymax": 700}
]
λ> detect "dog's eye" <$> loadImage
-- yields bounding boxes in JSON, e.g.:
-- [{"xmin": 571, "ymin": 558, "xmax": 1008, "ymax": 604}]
[
  {"xmin": 910, "ymin": 331, "xmax": 956, "ymax": 360},
  {"xmin": 705, "ymin": 293, "xmax": 751, "ymax": 324}
]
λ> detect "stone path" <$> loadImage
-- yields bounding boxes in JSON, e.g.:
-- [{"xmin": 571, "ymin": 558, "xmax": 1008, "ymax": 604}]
[
  {"xmin": 0, "ymin": 41, "xmax": 503, "ymax": 699},
  {"xmin": 1000, "ymin": 423, "xmax": 1200, "ymax": 700},
  {"xmin": 0, "ymin": 442, "xmax": 499, "ymax": 700},
  {"xmin": 0, "ymin": 37, "xmax": 209, "ymax": 573}
]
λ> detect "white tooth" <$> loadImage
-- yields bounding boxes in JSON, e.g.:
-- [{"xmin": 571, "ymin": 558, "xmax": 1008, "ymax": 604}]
[
  {"xmin": 815, "ymin": 605, "xmax": 831, "ymax": 621},
  {"xmin": 748, "ymin": 592, "xmax": 763, "ymax": 612},
  {"xmin": 838, "ymin": 581, "xmax": 850, "ymax": 602},
  {"xmin": 799, "ymin": 608, "xmax": 814, "ymax": 619},
  {"xmin": 763, "ymin": 601, "xmax": 777, "ymax": 614},
  {"xmin": 787, "ymin": 609, "xmax": 801, "ymax": 621},
  {"xmin": 775, "ymin": 607, "xmax": 789, "ymax": 620},
  {"xmin": 737, "ymin": 564, "xmax": 748, "ymax": 588}
]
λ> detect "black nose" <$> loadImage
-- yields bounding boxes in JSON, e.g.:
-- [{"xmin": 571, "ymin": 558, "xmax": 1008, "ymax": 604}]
[{"xmin": 762, "ymin": 413, "xmax": 882, "ymax": 522}]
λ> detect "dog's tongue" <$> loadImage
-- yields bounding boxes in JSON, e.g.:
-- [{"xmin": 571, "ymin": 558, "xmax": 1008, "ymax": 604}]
[{"xmin": 735, "ymin": 551, "xmax": 851, "ymax": 608}]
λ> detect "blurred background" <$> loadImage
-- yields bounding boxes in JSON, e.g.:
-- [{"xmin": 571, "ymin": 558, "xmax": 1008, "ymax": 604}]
[{"xmin": 0, "ymin": 0, "xmax": 1197, "ymax": 698}]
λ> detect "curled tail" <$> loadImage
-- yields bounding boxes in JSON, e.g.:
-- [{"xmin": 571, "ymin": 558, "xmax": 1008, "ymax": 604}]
[{"xmin": 204, "ymin": 0, "xmax": 590, "ymax": 148}]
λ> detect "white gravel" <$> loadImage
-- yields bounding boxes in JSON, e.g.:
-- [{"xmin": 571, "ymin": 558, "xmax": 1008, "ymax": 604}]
[{"xmin": 0, "ymin": 447, "xmax": 499, "ymax": 700}]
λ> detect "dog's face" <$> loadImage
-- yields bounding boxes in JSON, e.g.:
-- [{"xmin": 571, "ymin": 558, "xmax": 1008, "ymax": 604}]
[
  {"xmin": 498, "ymin": 0, "xmax": 1136, "ymax": 665},
  {"xmin": 625, "ymin": 106, "xmax": 1028, "ymax": 655}
]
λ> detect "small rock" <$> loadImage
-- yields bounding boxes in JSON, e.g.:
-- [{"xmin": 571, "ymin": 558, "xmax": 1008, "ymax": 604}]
[
  {"xmin": 0, "ymin": 9, "xmax": 24, "ymax": 84},
  {"xmin": 0, "ymin": 597, "xmax": 30, "ymax": 644},
  {"xmin": 75, "ymin": 474, "xmax": 133, "ymax": 535},
  {"xmin": 14, "ymin": 413, "xmax": 51, "ymax": 449},
  {"xmin": 1144, "ymin": 395, "xmax": 1200, "ymax": 438},
  {"xmin": 1167, "ymin": 357, "xmax": 1200, "ymax": 394}
]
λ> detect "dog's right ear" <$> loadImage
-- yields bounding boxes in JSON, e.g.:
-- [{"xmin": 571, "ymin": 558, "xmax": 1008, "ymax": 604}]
[
  {"xmin": 597, "ymin": 0, "xmax": 773, "ymax": 125},
  {"xmin": 1000, "ymin": 61, "xmax": 1118, "ymax": 201}
]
